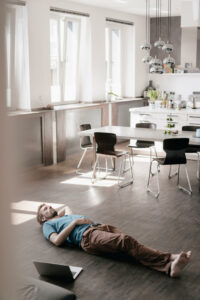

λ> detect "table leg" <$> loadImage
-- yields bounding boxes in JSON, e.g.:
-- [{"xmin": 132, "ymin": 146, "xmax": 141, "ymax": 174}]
[{"xmin": 93, "ymin": 136, "xmax": 97, "ymax": 179}]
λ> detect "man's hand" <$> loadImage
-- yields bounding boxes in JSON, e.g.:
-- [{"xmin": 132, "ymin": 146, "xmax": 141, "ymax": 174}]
[{"xmin": 74, "ymin": 218, "xmax": 93, "ymax": 225}]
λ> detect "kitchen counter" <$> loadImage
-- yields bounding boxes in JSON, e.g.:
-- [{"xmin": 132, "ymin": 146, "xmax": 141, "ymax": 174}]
[
  {"xmin": 130, "ymin": 106, "xmax": 200, "ymax": 131},
  {"xmin": 129, "ymin": 107, "xmax": 200, "ymax": 115}
]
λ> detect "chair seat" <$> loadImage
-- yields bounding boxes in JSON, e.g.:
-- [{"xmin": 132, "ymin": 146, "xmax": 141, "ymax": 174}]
[
  {"xmin": 128, "ymin": 140, "xmax": 155, "ymax": 148},
  {"xmin": 185, "ymin": 145, "xmax": 200, "ymax": 153},
  {"xmin": 97, "ymin": 150, "xmax": 127, "ymax": 157},
  {"xmin": 82, "ymin": 143, "xmax": 93, "ymax": 149}
]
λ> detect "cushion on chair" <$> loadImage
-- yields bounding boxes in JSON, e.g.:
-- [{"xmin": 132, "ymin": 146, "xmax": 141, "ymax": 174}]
[
  {"xmin": 185, "ymin": 145, "xmax": 200, "ymax": 153},
  {"xmin": 17, "ymin": 277, "xmax": 76, "ymax": 300},
  {"xmin": 128, "ymin": 141, "xmax": 154, "ymax": 148},
  {"xmin": 97, "ymin": 150, "xmax": 127, "ymax": 157}
]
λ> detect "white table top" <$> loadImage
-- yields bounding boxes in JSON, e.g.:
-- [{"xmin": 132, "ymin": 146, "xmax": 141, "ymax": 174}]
[{"xmin": 79, "ymin": 126, "xmax": 200, "ymax": 146}]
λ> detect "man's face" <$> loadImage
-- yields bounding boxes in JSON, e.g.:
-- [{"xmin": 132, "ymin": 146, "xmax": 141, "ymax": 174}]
[{"xmin": 40, "ymin": 205, "xmax": 57, "ymax": 222}]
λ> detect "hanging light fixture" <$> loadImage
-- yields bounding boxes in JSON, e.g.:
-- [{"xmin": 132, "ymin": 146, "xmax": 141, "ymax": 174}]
[
  {"xmin": 154, "ymin": 0, "xmax": 165, "ymax": 48},
  {"xmin": 162, "ymin": 0, "xmax": 173, "ymax": 53},
  {"xmin": 163, "ymin": 0, "xmax": 175, "ymax": 68},
  {"xmin": 141, "ymin": 0, "xmax": 152, "ymax": 64},
  {"xmin": 163, "ymin": 54, "xmax": 175, "ymax": 66}
]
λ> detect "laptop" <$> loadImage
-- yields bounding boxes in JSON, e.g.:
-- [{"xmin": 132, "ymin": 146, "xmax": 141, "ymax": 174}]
[{"xmin": 33, "ymin": 261, "xmax": 83, "ymax": 281}]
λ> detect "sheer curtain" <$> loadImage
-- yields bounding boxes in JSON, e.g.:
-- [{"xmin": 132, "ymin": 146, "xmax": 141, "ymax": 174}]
[
  {"xmin": 78, "ymin": 17, "xmax": 92, "ymax": 102},
  {"xmin": 6, "ymin": 5, "xmax": 30, "ymax": 110},
  {"xmin": 50, "ymin": 14, "xmax": 92, "ymax": 103}
]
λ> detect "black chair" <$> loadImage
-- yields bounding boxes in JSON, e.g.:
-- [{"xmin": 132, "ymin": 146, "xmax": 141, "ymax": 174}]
[
  {"xmin": 92, "ymin": 132, "xmax": 133, "ymax": 188},
  {"xmin": 147, "ymin": 138, "xmax": 192, "ymax": 198},
  {"xmin": 128, "ymin": 123, "xmax": 158, "ymax": 164},
  {"xmin": 182, "ymin": 125, "xmax": 200, "ymax": 181},
  {"xmin": 76, "ymin": 124, "xmax": 93, "ymax": 173}
]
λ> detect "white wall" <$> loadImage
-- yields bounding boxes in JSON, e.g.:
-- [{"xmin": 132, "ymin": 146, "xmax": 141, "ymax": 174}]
[
  {"xmin": 181, "ymin": 27, "xmax": 197, "ymax": 68},
  {"xmin": 150, "ymin": 74, "xmax": 200, "ymax": 100},
  {"xmin": 26, "ymin": 0, "xmax": 147, "ymax": 108}
]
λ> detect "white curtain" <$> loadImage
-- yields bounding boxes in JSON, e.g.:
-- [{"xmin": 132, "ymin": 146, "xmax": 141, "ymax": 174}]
[
  {"xmin": 78, "ymin": 17, "xmax": 92, "ymax": 102},
  {"xmin": 6, "ymin": 5, "xmax": 30, "ymax": 110}
]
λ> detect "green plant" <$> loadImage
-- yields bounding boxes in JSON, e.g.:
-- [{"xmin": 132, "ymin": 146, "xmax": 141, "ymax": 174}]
[
  {"xmin": 147, "ymin": 90, "xmax": 158, "ymax": 101},
  {"xmin": 108, "ymin": 92, "xmax": 119, "ymax": 97}
]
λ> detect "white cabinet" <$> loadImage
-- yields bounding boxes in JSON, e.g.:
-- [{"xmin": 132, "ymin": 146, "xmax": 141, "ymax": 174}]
[
  {"xmin": 130, "ymin": 108, "xmax": 200, "ymax": 131},
  {"xmin": 187, "ymin": 115, "xmax": 200, "ymax": 126}
]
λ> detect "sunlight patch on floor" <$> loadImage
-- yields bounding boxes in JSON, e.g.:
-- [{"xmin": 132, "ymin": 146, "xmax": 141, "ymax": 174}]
[
  {"xmin": 11, "ymin": 212, "xmax": 36, "ymax": 225},
  {"xmin": 11, "ymin": 200, "xmax": 65, "ymax": 225},
  {"xmin": 60, "ymin": 171, "xmax": 125, "ymax": 187}
]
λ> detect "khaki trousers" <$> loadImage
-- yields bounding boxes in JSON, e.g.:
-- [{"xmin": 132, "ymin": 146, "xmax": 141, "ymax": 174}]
[{"xmin": 81, "ymin": 224, "xmax": 171, "ymax": 274}]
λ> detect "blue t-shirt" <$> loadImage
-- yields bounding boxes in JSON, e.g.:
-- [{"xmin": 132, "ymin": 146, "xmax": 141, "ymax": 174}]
[{"xmin": 43, "ymin": 215, "xmax": 92, "ymax": 247}]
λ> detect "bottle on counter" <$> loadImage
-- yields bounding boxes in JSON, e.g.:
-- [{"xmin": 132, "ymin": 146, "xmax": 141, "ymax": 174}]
[
  {"xmin": 143, "ymin": 80, "xmax": 155, "ymax": 98},
  {"xmin": 163, "ymin": 91, "xmax": 169, "ymax": 108},
  {"xmin": 169, "ymin": 92, "xmax": 175, "ymax": 109}
]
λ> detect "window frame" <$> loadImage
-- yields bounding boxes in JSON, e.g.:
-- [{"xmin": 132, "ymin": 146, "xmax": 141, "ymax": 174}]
[
  {"xmin": 50, "ymin": 13, "xmax": 81, "ymax": 105},
  {"xmin": 105, "ymin": 22, "xmax": 123, "ymax": 97}
]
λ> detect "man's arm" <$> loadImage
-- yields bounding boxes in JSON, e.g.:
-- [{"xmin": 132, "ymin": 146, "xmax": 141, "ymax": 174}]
[
  {"xmin": 49, "ymin": 218, "xmax": 93, "ymax": 246},
  {"xmin": 57, "ymin": 206, "xmax": 72, "ymax": 217}
]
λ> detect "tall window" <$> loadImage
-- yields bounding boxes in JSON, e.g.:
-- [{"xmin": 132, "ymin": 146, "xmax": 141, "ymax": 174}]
[
  {"xmin": 105, "ymin": 21, "xmax": 134, "ymax": 99},
  {"xmin": 5, "ymin": 4, "xmax": 30, "ymax": 109},
  {"xmin": 105, "ymin": 25, "xmax": 121, "ymax": 97},
  {"xmin": 50, "ymin": 15, "xmax": 80, "ymax": 103}
]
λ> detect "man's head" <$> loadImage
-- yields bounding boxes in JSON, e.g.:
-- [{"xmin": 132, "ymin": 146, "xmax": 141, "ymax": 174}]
[{"xmin": 37, "ymin": 204, "xmax": 58, "ymax": 225}]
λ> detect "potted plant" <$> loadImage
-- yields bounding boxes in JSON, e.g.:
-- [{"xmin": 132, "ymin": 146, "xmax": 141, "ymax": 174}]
[{"xmin": 147, "ymin": 90, "xmax": 158, "ymax": 108}]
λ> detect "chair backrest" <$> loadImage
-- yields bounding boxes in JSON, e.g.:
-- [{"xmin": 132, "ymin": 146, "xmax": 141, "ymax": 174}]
[
  {"xmin": 163, "ymin": 138, "xmax": 189, "ymax": 165},
  {"xmin": 136, "ymin": 122, "xmax": 157, "ymax": 129},
  {"xmin": 94, "ymin": 132, "xmax": 116, "ymax": 155},
  {"xmin": 182, "ymin": 125, "xmax": 200, "ymax": 132},
  {"xmin": 80, "ymin": 124, "xmax": 92, "ymax": 148}
]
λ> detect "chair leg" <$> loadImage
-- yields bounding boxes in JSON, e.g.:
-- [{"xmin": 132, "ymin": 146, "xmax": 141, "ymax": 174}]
[
  {"xmin": 147, "ymin": 160, "xmax": 160, "ymax": 198},
  {"xmin": 197, "ymin": 152, "xmax": 200, "ymax": 180},
  {"xmin": 111, "ymin": 157, "xmax": 115, "ymax": 171},
  {"xmin": 168, "ymin": 165, "xmax": 178, "ymax": 179},
  {"xmin": 92, "ymin": 156, "xmax": 99, "ymax": 183},
  {"xmin": 177, "ymin": 165, "xmax": 192, "ymax": 195},
  {"xmin": 118, "ymin": 154, "xmax": 134, "ymax": 188},
  {"xmin": 105, "ymin": 158, "xmax": 108, "ymax": 177},
  {"xmin": 76, "ymin": 149, "xmax": 88, "ymax": 174}
]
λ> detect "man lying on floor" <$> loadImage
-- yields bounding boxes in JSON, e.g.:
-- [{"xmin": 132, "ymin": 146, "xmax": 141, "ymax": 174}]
[{"xmin": 37, "ymin": 204, "xmax": 191, "ymax": 278}]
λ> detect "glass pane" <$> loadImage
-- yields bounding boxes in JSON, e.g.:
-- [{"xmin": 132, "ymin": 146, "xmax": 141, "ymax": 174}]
[
  {"xmin": 63, "ymin": 20, "xmax": 79, "ymax": 101},
  {"xmin": 50, "ymin": 18, "xmax": 60, "ymax": 102},
  {"xmin": 111, "ymin": 29, "xmax": 121, "ymax": 96}
]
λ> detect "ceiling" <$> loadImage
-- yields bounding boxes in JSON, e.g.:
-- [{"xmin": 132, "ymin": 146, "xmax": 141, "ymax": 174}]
[{"xmin": 68, "ymin": 0, "xmax": 192, "ymax": 16}]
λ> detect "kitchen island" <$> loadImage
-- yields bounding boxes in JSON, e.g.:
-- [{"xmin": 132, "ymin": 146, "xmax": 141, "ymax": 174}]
[{"xmin": 130, "ymin": 107, "xmax": 200, "ymax": 130}]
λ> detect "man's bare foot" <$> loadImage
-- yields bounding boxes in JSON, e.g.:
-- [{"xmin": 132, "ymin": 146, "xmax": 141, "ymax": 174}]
[{"xmin": 170, "ymin": 251, "xmax": 192, "ymax": 278}]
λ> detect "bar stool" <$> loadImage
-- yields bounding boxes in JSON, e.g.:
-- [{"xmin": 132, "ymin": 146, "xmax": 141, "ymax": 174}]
[
  {"xmin": 147, "ymin": 138, "xmax": 192, "ymax": 198},
  {"xmin": 92, "ymin": 132, "xmax": 133, "ymax": 188}
]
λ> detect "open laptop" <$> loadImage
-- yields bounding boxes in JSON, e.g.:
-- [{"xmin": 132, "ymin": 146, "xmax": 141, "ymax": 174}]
[{"xmin": 33, "ymin": 261, "xmax": 83, "ymax": 281}]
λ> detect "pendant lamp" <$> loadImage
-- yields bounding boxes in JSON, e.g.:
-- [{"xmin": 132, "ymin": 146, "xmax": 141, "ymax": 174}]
[
  {"xmin": 154, "ymin": 0, "xmax": 165, "ymax": 48},
  {"xmin": 162, "ymin": 0, "xmax": 174, "ymax": 53},
  {"xmin": 141, "ymin": 0, "xmax": 152, "ymax": 63}
]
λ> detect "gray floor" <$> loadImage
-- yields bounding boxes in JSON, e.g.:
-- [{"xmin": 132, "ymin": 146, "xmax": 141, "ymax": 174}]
[{"xmin": 14, "ymin": 148, "xmax": 200, "ymax": 300}]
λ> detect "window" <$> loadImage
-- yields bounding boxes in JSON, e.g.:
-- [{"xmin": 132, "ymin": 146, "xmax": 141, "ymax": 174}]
[
  {"xmin": 105, "ymin": 25, "xmax": 121, "ymax": 97},
  {"xmin": 5, "ymin": 4, "xmax": 30, "ymax": 110},
  {"xmin": 50, "ymin": 14, "xmax": 80, "ymax": 103},
  {"xmin": 105, "ymin": 21, "xmax": 134, "ymax": 99}
]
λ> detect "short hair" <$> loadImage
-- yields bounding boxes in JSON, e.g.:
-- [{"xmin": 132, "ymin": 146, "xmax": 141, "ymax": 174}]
[{"xmin": 37, "ymin": 203, "xmax": 46, "ymax": 225}]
